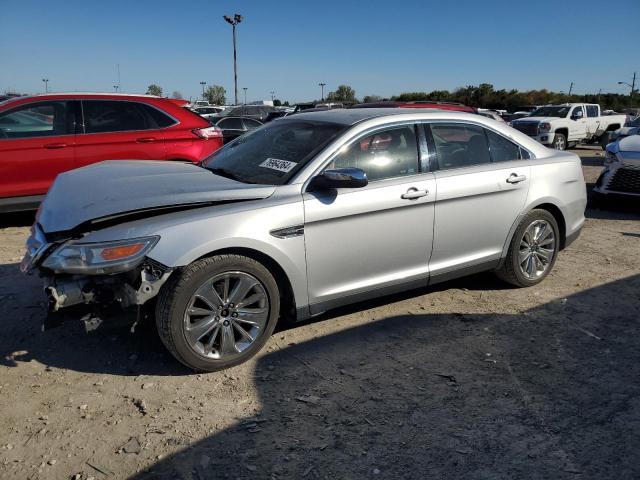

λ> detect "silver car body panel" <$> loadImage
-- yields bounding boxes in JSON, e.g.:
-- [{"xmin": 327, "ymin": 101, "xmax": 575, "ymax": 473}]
[{"xmin": 31, "ymin": 110, "xmax": 586, "ymax": 318}]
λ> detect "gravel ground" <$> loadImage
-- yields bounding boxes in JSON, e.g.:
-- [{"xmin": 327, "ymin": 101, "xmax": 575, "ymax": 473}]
[{"xmin": 1, "ymin": 147, "xmax": 639, "ymax": 480}]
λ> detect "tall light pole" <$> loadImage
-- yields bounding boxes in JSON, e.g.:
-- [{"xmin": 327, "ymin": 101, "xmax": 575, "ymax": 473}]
[
  {"xmin": 618, "ymin": 72, "xmax": 637, "ymax": 101},
  {"xmin": 42, "ymin": 78, "xmax": 49, "ymax": 93},
  {"xmin": 270, "ymin": 90, "xmax": 275, "ymax": 102},
  {"xmin": 113, "ymin": 85, "xmax": 119, "ymax": 92},
  {"xmin": 568, "ymin": 81, "xmax": 574, "ymax": 96},
  {"xmin": 243, "ymin": 87, "xmax": 248, "ymax": 105},
  {"xmin": 200, "ymin": 81, "xmax": 206, "ymax": 101},
  {"xmin": 223, "ymin": 13, "xmax": 243, "ymax": 105},
  {"xmin": 319, "ymin": 82, "xmax": 326, "ymax": 101}
]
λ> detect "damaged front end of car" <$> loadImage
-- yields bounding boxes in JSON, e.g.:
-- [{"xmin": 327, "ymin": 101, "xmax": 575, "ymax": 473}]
[{"xmin": 22, "ymin": 225, "xmax": 173, "ymax": 332}]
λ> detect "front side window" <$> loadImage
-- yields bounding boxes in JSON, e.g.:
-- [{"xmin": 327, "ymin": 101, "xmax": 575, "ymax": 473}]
[
  {"xmin": 203, "ymin": 120, "xmax": 344, "ymax": 185},
  {"xmin": 430, "ymin": 123, "xmax": 490, "ymax": 169},
  {"xmin": 572, "ymin": 106, "xmax": 584, "ymax": 118},
  {"xmin": 0, "ymin": 101, "xmax": 71, "ymax": 139},
  {"xmin": 328, "ymin": 126, "xmax": 419, "ymax": 181},
  {"xmin": 82, "ymin": 101, "xmax": 167, "ymax": 133}
]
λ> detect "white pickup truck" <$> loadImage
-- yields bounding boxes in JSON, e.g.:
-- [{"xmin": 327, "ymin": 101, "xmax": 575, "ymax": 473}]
[{"xmin": 511, "ymin": 103, "xmax": 627, "ymax": 150}]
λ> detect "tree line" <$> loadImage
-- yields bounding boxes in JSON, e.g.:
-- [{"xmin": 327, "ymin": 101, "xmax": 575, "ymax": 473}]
[
  {"xmin": 324, "ymin": 83, "xmax": 639, "ymax": 112},
  {"xmin": 144, "ymin": 82, "xmax": 638, "ymax": 111}
]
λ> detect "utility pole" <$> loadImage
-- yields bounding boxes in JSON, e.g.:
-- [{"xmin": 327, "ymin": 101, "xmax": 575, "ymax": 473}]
[
  {"xmin": 42, "ymin": 78, "xmax": 49, "ymax": 93},
  {"xmin": 597, "ymin": 88, "xmax": 602, "ymax": 104},
  {"xmin": 568, "ymin": 82, "xmax": 574, "ymax": 96},
  {"xmin": 319, "ymin": 82, "xmax": 326, "ymax": 101},
  {"xmin": 243, "ymin": 87, "xmax": 248, "ymax": 105},
  {"xmin": 619, "ymin": 72, "xmax": 637, "ymax": 101},
  {"xmin": 223, "ymin": 14, "xmax": 243, "ymax": 105},
  {"xmin": 200, "ymin": 81, "xmax": 206, "ymax": 101},
  {"xmin": 270, "ymin": 90, "xmax": 275, "ymax": 102}
]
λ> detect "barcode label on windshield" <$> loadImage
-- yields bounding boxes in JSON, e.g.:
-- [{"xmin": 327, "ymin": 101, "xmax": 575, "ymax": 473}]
[{"xmin": 259, "ymin": 158, "xmax": 297, "ymax": 173}]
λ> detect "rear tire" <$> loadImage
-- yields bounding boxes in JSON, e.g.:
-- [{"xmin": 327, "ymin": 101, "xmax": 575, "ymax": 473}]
[
  {"xmin": 552, "ymin": 133, "xmax": 567, "ymax": 150},
  {"xmin": 156, "ymin": 254, "xmax": 280, "ymax": 372},
  {"xmin": 496, "ymin": 209, "xmax": 560, "ymax": 287}
]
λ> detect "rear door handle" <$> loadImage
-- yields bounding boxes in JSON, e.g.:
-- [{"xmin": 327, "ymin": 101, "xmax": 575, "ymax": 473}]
[
  {"xmin": 506, "ymin": 173, "xmax": 527, "ymax": 184},
  {"xmin": 401, "ymin": 188, "xmax": 429, "ymax": 200},
  {"xmin": 44, "ymin": 142, "xmax": 68, "ymax": 149},
  {"xmin": 136, "ymin": 137, "xmax": 157, "ymax": 143}
]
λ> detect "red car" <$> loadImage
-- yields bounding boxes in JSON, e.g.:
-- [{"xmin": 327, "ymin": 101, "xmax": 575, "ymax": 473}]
[
  {"xmin": 352, "ymin": 100, "xmax": 476, "ymax": 113},
  {"xmin": 0, "ymin": 93, "xmax": 223, "ymax": 212}
]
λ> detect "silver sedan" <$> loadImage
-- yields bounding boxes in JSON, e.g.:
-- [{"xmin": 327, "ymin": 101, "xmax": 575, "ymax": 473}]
[{"xmin": 23, "ymin": 109, "xmax": 587, "ymax": 371}]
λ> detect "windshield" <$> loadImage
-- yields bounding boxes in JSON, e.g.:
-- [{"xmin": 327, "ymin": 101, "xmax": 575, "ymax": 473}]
[
  {"xmin": 530, "ymin": 106, "xmax": 571, "ymax": 118},
  {"xmin": 203, "ymin": 120, "xmax": 344, "ymax": 185}
]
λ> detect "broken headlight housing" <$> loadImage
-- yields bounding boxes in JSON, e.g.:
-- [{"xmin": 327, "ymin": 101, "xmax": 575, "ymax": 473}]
[{"xmin": 42, "ymin": 236, "xmax": 159, "ymax": 275}]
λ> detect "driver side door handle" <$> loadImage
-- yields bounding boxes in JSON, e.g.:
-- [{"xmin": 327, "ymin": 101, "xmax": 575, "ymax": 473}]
[
  {"xmin": 401, "ymin": 188, "xmax": 429, "ymax": 200},
  {"xmin": 506, "ymin": 173, "xmax": 527, "ymax": 184}
]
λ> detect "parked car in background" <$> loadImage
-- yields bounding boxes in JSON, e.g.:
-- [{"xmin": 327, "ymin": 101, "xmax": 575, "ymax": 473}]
[
  {"xmin": 477, "ymin": 110, "xmax": 506, "ymax": 123},
  {"xmin": 502, "ymin": 112, "xmax": 531, "ymax": 124},
  {"xmin": 594, "ymin": 134, "xmax": 640, "ymax": 197},
  {"xmin": 23, "ymin": 108, "xmax": 586, "ymax": 371},
  {"xmin": 603, "ymin": 115, "xmax": 640, "ymax": 145},
  {"xmin": 352, "ymin": 100, "xmax": 476, "ymax": 113},
  {"xmin": 211, "ymin": 116, "xmax": 262, "ymax": 143},
  {"xmin": 263, "ymin": 110, "xmax": 289, "ymax": 122},
  {"xmin": 215, "ymin": 105, "xmax": 276, "ymax": 122},
  {"xmin": 0, "ymin": 93, "xmax": 223, "ymax": 212},
  {"xmin": 193, "ymin": 106, "xmax": 225, "ymax": 120},
  {"xmin": 511, "ymin": 103, "xmax": 626, "ymax": 150}
]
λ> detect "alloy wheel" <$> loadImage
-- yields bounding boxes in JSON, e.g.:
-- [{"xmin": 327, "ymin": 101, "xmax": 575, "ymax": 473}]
[
  {"xmin": 183, "ymin": 271, "xmax": 269, "ymax": 359},
  {"xmin": 553, "ymin": 135, "xmax": 566, "ymax": 150},
  {"xmin": 518, "ymin": 220, "xmax": 556, "ymax": 279}
]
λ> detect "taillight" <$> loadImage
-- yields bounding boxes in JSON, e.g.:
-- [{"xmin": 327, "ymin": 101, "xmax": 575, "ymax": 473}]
[{"xmin": 193, "ymin": 126, "xmax": 223, "ymax": 140}]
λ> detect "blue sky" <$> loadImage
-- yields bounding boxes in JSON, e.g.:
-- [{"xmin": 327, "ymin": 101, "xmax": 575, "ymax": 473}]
[{"xmin": 1, "ymin": 0, "xmax": 638, "ymax": 103}]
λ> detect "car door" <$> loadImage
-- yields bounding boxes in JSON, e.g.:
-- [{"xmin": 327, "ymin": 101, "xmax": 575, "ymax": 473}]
[
  {"xmin": 568, "ymin": 105, "xmax": 587, "ymax": 141},
  {"xmin": 74, "ymin": 100, "xmax": 167, "ymax": 168},
  {"xmin": 585, "ymin": 105, "xmax": 601, "ymax": 138},
  {"xmin": 218, "ymin": 117, "xmax": 246, "ymax": 144},
  {"xmin": 427, "ymin": 122, "xmax": 531, "ymax": 281},
  {"xmin": 0, "ymin": 100, "xmax": 76, "ymax": 200},
  {"xmin": 303, "ymin": 124, "xmax": 436, "ymax": 312}
]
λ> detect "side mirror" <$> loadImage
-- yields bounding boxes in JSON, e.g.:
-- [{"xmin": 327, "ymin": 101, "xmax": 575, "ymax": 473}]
[
  {"xmin": 309, "ymin": 168, "xmax": 368, "ymax": 190},
  {"xmin": 572, "ymin": 110, "xmax": 583, "ymax": 120}
]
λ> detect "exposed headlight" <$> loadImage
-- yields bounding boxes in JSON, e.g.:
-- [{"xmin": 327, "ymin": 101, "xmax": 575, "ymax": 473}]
[
  {"xmin": 42, "ymin": 236, "xmax": 159, "ymax": 274},
  {"xmin": 539, "ymin": 122, "xmax": 551, "ymax": 132}
]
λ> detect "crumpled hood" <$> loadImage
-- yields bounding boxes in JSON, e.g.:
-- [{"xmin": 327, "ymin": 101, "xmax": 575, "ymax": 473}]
[{"xmin": 38, "ymin": 160, "xmax": 276, "ymax": 234}]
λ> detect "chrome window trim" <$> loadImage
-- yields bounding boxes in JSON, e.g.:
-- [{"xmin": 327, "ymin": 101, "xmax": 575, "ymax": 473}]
[{"xmin": 78, "ymin": 99, "xmax": 180, "ymax": 136}]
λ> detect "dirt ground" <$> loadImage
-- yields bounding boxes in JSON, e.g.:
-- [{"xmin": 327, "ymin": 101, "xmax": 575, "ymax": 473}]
[{"xmin": 1, "ymin": 147, "xmax": 639, "ymax": 480}]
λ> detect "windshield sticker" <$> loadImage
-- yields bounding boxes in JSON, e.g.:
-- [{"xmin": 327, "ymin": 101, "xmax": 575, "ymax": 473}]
[{"xmin": 259, "ymin": 158, "xmax": 297, "ymax": 173}]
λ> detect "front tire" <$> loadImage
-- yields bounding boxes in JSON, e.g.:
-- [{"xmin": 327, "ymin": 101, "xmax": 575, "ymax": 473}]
[
  {"xmin": 156, "ymin": 255, "xmax": 280, "ymax": 372},
  {"xmin": 496, "ymin": 210, "xmax": 560, "ymax": 287},
  {"xmin": 552, "ymin": 133, "xmax": 567, "ymax": 150}
]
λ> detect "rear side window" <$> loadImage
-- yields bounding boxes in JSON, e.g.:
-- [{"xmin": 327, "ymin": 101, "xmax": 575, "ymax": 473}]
[
  {"xmin": 219, "ymin": 117, "xmax": 243, "ymax": 129},
  {"xmin": 243, "ymin": 118, "xmax": 261, "ymax": 130},
  {"xmin": 82, "ymin": 100, "xmax": 174, "ymax": 133},
  {"xmin": 430, "ymin": 123, "xmax": 490, "ymax": 169},
  {"xmin": 0, "ymin": 101, "xmax": 72, "ymax": 139},
  {"xmin": 586, "ymin": 105, "xmax": 599, "ymax": 118},
  {"xmin": 486, "ymin": 129, "xmax": 521, "ymax": 162}
]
